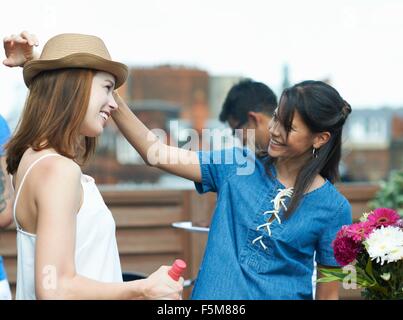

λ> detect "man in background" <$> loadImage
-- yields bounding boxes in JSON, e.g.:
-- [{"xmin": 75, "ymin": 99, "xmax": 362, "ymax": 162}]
[{"xmin": 219, "ymin": 79, "xmax": 278, "ymax": 153}]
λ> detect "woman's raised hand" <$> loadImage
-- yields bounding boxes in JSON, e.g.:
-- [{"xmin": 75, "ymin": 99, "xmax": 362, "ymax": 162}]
[{"xmin": 3, "ymin": 31, "xmax": 38, "ymax": 67}]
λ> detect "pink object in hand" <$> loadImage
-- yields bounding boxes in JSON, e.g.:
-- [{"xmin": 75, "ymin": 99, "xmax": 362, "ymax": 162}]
[{"xmin": 168, "ymin": 259, "xmax": 187, "ymax": 281}]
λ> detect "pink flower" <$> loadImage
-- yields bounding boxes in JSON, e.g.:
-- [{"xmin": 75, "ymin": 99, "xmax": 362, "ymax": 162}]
[
  {"xmin": 367, "ymin": 208, "xmax": 400, "ymax": 228},
  {"xmin": 345, "ymin": 222, "xmax": 375, "ymax": 242},
  {"xmin": 332, "ymin": 227, "xmax": 361, "ymax": 266}
]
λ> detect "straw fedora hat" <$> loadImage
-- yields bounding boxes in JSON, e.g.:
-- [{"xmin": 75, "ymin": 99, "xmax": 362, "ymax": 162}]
[{"xmin": 23, "ymin": 33, "xmax": 128, "ymax": 88}]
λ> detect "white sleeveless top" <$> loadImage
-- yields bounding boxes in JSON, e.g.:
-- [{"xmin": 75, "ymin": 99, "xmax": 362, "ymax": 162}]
[{"xmin": 13, "ymin": 154, "xmax": 123, "ymax": 300}]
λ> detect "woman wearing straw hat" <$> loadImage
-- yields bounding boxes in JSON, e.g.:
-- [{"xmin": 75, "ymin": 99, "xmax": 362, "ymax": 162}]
[{"xmin": 2, "ymin": 31, "xmax": 183, "ymax": 300}]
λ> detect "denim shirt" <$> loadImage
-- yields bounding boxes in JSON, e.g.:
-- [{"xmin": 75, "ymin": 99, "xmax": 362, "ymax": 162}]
[
  {"xmin": 0, "ymin": 115, "xmax": 11, "ymax": 281},
  {"xmin": 191, "ymin": 147, "xmax": 352, "ymax": 300}
]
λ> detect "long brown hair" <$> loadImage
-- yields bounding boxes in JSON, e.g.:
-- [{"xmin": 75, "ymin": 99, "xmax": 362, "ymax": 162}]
[{"xmin": 6, "ymin": 68, "xmax": 97, "ymax": 174}]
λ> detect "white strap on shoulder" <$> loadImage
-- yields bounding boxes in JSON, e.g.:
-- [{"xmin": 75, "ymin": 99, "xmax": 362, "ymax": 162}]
[{"xmin": 13, "ymin": 153, "xmax": 62, "ymax": 229}]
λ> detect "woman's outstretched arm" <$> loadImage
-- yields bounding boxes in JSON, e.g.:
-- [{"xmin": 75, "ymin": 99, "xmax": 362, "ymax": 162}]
[{"xmin": 112, "ymin": 93, "xmax": 202, "ymax": 183}]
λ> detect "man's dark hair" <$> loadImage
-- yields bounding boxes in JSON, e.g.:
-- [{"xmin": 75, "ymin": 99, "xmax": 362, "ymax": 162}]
[{"xmin": 219, "ymin": 79, "xmax": 277, "ymax": 124}]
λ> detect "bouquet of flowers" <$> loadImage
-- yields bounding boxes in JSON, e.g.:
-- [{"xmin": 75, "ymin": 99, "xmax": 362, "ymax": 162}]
[{"xmin": 318, "ymin": 208, "xmax": 403, "ymax": 300}]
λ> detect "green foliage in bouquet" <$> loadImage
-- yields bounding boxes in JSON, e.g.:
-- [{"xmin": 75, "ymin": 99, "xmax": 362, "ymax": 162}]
[{"xmin": 369, "ymin": 170, "xmax": 403, "ymax": 217}]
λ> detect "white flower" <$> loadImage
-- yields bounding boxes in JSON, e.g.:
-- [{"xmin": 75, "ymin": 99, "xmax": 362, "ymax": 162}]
[
  {"xmin": 380, "ymin": 273, "xmax": 391, "ymax": 281},
  {"xmin": 364, "ymin": 226, "xmax": 403, "ymax": 265},
  {"xmin": 387, "ymin": 246, "xmax": 403, "ymax": 263}
]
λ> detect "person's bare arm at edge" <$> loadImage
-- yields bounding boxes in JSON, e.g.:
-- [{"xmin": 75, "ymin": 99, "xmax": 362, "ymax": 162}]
[
  {"xmin": 0, "ymin": 156, "xmax": 13, "ymax": 227},
  {"xmin": 315, "ymin": 265, "xmax": 339, "ymax": 300},
  {"xmin": 34, "ymin": 157, "xmax": 182, "ymax": 300},
  {"xmin": 112, "ymin": 93, "xmax": 202, "ymax": 183}
]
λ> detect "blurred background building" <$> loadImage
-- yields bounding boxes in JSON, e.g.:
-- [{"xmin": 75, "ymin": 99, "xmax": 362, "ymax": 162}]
[
  {"xmin": 4, "ymin": 64, "xmax": 402, "ymax": 186},
  {"xmin": 342, "ymin": 108, "xmax": 403, "ymax": 182},
  {"xmin": 78, "ymin": 64, "xmax": 403, "ymax": 187},
  {"xmin": 83, "ymin": 65, "xmax": 242, "ymax": 187}
]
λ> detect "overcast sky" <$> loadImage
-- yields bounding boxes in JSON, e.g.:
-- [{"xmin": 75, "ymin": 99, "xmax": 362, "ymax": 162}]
[{"xmin": 1, "ymin": 0, "xmax": 403, "ymax": 118}]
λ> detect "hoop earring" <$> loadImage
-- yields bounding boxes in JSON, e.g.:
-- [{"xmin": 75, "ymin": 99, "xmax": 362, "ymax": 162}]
[{"xmin": 312, "ymin": 147, "xmax": 318, "ymax": 158}]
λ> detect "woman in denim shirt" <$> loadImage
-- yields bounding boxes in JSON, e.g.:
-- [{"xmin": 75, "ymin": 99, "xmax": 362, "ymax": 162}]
[{"xmin": 112, "ymin": 80, "xmax": 353, "ymax": 300}]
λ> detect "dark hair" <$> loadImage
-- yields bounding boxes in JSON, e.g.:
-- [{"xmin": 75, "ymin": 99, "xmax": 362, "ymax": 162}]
[
  {"xmin": 219, "ymin": 79, "xmax": 277, "ymax": 124},
  {"xmin": 269, "ymin": 80, "xmax": 352, "ymax": 217}
]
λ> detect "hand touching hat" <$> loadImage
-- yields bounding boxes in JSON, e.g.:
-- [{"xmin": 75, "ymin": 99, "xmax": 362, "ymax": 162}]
[
  {"xmin": 22, "ymin": 33, "xmax": 128, "ymax": 88},
  {"xmin": 3, "ymin": 31, "xmax": 39, "ymax": 68}
]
